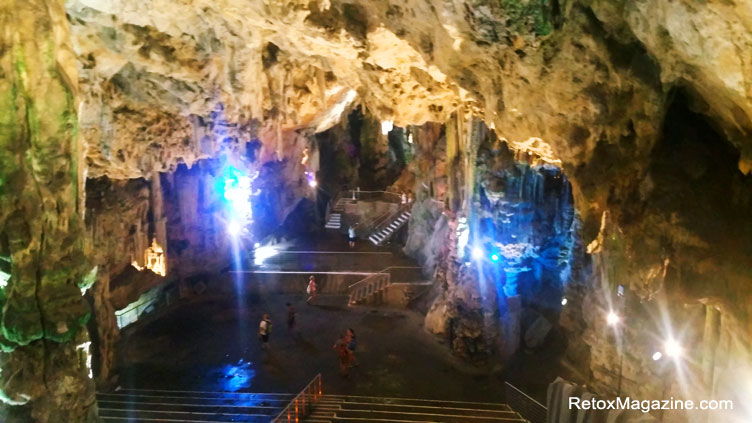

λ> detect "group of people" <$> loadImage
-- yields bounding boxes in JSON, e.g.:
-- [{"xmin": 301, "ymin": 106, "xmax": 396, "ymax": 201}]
[{"xmin": 256, "ymin": 275, "xmax": 359, "ymax": 378}]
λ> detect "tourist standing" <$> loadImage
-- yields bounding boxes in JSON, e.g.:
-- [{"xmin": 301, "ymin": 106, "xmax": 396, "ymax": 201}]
[
  {"xmin": 286, "ymin": 303, "xmax": 296, "ymax": 331},
  {"xmin": 348, "ymin": 224, "xmax": 357, "ymax": 248},
  {"xmin": 306, "ymin": 275, "xmax": 317, "ymax": 304},
  {"xmin": 258, "ymin": 314, "xmax": 272, "ymax": 349},
  {"xmin": 333, "ymin": 334, "xmax": 350, "ymax": 377}
]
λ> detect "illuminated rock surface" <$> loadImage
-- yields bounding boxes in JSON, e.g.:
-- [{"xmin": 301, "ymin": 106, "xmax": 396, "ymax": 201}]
[{"xmin": 0, "ymin": 0, "xmax": 751, "ymax": 422}]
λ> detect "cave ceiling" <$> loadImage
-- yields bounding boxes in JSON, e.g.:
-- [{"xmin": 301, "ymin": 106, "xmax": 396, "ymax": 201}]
[{"xmin": 66, "ymin": 0, "xmax": 752, "ymax": 181}]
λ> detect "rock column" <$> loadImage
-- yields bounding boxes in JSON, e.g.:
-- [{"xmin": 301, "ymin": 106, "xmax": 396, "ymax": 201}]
[{"xmin": 0, "ymin": 0, "xmax": 97, "ymax": 421}]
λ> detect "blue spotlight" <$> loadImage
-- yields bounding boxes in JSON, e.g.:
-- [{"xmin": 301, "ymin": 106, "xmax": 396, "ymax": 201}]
[
  {"xmin": 491, "ymin": 254, "xmax": 500, "ymax": 262},
  {"xmin": 472, "ymin": 247, "xmax": 484, "ymax": 260}
]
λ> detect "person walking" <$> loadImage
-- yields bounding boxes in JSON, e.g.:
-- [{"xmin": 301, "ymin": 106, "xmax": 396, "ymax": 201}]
[
  {"xmin": 258, "ymin": 314, "xmax": 272, "ymax": 349},
  {"xmin": 346, "ymin": 328, "xmax": 358, "ymax": 368},
  {"xmin": 286, "ymin": 303, "xmax": 296, "ymax": 331},
  {"xmin": 306, "ymin": 275, "xmax": 317, "ymax": 304}
]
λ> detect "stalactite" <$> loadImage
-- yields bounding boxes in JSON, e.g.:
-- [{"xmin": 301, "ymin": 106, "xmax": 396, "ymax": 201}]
[{"xmin": 150, "ymin": 172, "xmax": 167, "ymax": 275}]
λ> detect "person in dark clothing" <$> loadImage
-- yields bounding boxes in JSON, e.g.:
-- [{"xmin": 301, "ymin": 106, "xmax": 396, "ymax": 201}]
[
  {"xmin": 258, "ymin": 314, "xmax": 271, "ymax": 349},
  {"xmin": 286, "ymin": 303, "xmax": 296, "ymax": 331},
  {"xmin": 333, "ymin": 334, "xmax": 350, "ymax": 377}
]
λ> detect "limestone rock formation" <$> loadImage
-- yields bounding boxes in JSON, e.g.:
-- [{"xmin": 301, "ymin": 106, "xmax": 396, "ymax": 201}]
[
  {"xmin": 0, "ymin": 1, "xmax": 97, "ymax": 421},
  {"xmin": 1, "ymin": 0, "xmax": 752, "ymax": 421}
]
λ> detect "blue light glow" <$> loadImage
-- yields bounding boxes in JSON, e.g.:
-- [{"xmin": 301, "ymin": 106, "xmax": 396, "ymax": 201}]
[
  {"xmin": 218, "ymin": 360, "xmax": 256, "ymax": 392},
  {"xmin": 472, "ymin": 247, "xmax": 483, "ymax": 260},
  {"xmin": 306, "ymin": 171, "xmax": 317, "ymax": 188},
  {"xmin": 218, "ymin": 165, "xmax": 259, "ymax": 237},
  {"xmin": 491, "ymin": 254, "xmax": 500, "ymax": 262}
]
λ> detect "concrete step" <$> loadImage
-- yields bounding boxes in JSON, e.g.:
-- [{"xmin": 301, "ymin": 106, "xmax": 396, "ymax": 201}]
[
  {"xmin": 97, "ymin": 390, "xmax": 293, "ymax": 423},
  {"xmin": 302, "ymin": 395, "xmax": 525, "ymax": 423},
  {"xmin": 368, "ymin": 212, "xmax": 411, "ymax": 245},
  {"xmin": 326, "ymin": 213, "xmax": 342, "ymax": 229}
]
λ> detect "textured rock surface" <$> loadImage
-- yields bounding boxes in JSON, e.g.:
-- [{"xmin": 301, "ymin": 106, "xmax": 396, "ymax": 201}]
[
  {"xmin": 1, "ymin": 0, "xmax": 752, "ymax": 421},
  {"xmin": 0, "ymin": 0, "xmax": 97, "ymax": 421}
]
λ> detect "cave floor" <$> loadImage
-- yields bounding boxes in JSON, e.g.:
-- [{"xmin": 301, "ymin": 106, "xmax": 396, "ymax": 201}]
[
  {"xmin": 118, "ymin": 294, "xmax": 510, "ymax": 402},
  {"xmin": 116, "ymin": 231, "xmax": 566, "ymax": 404}
]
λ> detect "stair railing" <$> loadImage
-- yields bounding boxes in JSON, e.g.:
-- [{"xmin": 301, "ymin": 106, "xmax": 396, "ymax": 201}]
[
  {"xmin": 369, "ymin": 202, "xmax": 410, "ymax": 237},
  {"xmin": 343, "ymin": 190, "xmax": 403, "ymax": 203},
  {"xmin": 272, "ymin": 373, "xmax": 323, "ymax": 423},
  {"xmin": 348, "ymin": 273, "xmax": 390, "ymax": 305},
  {"xmin": 347, "ymin": 265, "xmax": 419, "ymax": 305},
  {"xmin": 504, "ymin": 381, "xmax": 547, "ymax": 423}
]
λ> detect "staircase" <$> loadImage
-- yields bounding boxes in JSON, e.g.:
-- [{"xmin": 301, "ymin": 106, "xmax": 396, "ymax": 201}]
[
  {"xmin": 325, "ymin": 196, "xmax": 352, "ymax": 229},
  {"xmin": 325, "ymin": 213, "xmax": 341, "ymax": 229},
  {"xmin": 97, "ymin": 389, "xmax": 293, "ymax": 422},
  {"xmin": 348, "ymin": 273, "xmax": 390, "ymax": 306},
  {"xmin": 305, "ymin": 395, "xmax": 529, "ymax": 423},
  {"xmin": 368, "ymin": 211, "xmax": 411, "ymax": 245}
]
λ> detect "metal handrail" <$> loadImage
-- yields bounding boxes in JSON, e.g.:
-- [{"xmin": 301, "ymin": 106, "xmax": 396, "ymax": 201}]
[
  {"xmin": 345, "ymin": 190, "xmax": 403, "ymax": 203},
  {"xmin": 115, "ymin": 299, "xmax": 157, "ymax": 328},
  {"xmin": 349, "ymin": 274, "xmax": 390, "ymax": 305},
  {"xmin": 504, "ymin": 382, "xmax": 547, "ymax": 423},
  {"xmin": 347, "ymin": 265, "xmax": 421, "ymax": 305},
  {"xmin": 272, "ymin": 373, "xmax": 323, "ymax": 423},
  {"xmin": 347, "ymin": 266, "xmax": 419, "ymax": 289},
  {"xmin": 372, "ymin": 202, "xmax": 410, "ymax": 233}
]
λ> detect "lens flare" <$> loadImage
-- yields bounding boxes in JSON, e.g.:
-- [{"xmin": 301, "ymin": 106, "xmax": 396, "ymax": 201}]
[
  {"xmin": 227, "ymin": 221, "xmax": 241, "ymax": 236},
  {"xmin": 665, "ymin": 338, "xmax": 683, "ymax": 358},
  {"xmin": 607, "ymin": 311, "xmax": 620, "ymax": 326}
]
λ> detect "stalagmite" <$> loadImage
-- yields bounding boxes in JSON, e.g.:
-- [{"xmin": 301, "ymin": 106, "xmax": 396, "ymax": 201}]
[{"xmin": 91, "ymin": 270, "xmax": 118, "ymax": 388}]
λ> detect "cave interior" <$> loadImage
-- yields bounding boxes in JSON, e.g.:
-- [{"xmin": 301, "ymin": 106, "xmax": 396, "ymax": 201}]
[{"xmin": 1, "ymin": 1, "xmax": 752, "ymax": 422}]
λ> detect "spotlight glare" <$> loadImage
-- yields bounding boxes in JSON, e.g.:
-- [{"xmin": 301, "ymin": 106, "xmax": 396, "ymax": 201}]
[
  {"xmin": 561, "ymin": 298, "xmax": 568, "ymax": 306},
  {"xmin": 606, "ymin": 311, "xmax": 620, "ymax": 326},
  {"xmin": 472, "ymin": 247, "xmax": 483, "ymax": 260},
  {"xmin": 227, "ymin": 221, "xmax": 241, "ymax": 236},
  {"xmin": 254, "ymin": 245, "xmax": 279, "ymax": 266},
  {"xmin": 652, "ymin": 351, "xmax": 663, "ymax": 361},
  {"xmin": 308, "ymin": 179, "xmax": 318, "ymax": 188},
  {"xmin": 664, "ymin": 338, "xmax": 683, "ymax": 358},
  {"xmin": 490, "ymin": 254, "xmax": 499, "ymax": 262}
]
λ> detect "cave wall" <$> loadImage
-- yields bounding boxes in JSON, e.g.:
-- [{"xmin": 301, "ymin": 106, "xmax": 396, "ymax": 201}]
[
  {"xmin": 0, "ymin": 0, "xmax": 97, "ymax": 421},
  {"xmin": 1, "ymin": 0, "xmax": 752, "ymax": 420},
  {"xmin": 405, "ymin": 119, "xmax": 579, "ymax": 362}
]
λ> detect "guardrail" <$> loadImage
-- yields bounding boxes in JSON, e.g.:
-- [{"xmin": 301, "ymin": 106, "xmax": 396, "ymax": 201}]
[
  {"xmin": 369, "ymin": 201, "xmax": 410, "ymax": 236},
  {"xmin": 115, "ymin": 299, "xmax": 156, "ymax": 329},
  {"xmin": 504, "ymin": 382, "xmax": 547, "ymax": 423},
  {"xmin": 348, "ymin": 273, "xmax": 390, "ymax": 305},
  {"xmin": 272, "ymin": 373, "xmax": 323, "ymax": 423},
  {"xmin": 347, "ymin": 265, "xmax": 420, "ymax": 305},
  {"xmin": 344, "ymin": 190, "xmax": 403, "ymax": 203}
]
